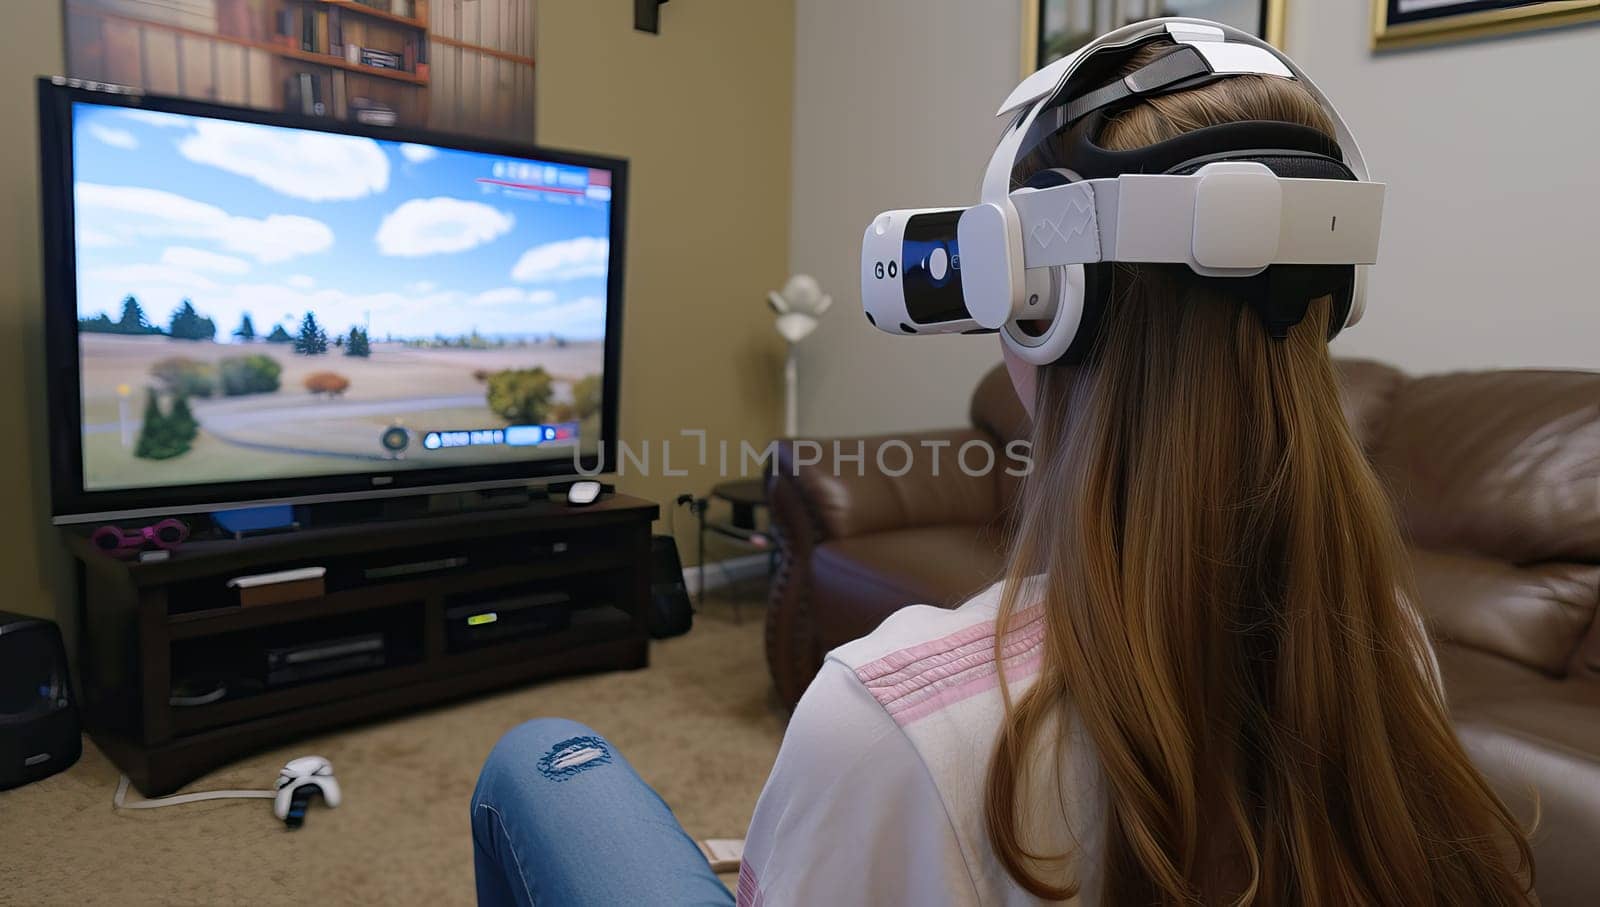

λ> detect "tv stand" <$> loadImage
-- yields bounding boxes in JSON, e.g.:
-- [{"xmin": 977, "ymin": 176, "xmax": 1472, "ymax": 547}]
[{"xmin": 66, "ymin": 494, "xmax": 658, "ymax": 795}]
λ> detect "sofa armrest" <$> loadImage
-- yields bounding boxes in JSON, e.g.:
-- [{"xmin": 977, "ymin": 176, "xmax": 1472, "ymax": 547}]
[{"xmin": 770, "ymin": 430, "xmax": 1005, "ymax": 541}]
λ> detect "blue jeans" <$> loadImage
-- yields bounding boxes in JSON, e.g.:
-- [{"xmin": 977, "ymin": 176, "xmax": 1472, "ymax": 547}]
[{"xmin": 471, "ymin": 718, "xmax": 736, "ymax": 907}]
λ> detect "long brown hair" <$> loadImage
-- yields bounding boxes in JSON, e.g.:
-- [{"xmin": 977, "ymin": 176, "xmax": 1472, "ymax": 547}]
[{"xmin": 984, "ymin": 43, "xmax": 1536, "ymax": 905}]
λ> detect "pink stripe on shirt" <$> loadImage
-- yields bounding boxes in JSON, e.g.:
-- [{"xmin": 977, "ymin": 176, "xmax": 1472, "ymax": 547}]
[
  {"xmin": 736, "ymin": 860, "xmax": 763, "ymax": 907},
  {"xmin": 855, "ymin": 607, "xmax": 1047, "ymax": 726}
]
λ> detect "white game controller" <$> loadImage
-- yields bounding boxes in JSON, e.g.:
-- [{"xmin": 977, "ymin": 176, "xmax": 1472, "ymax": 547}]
[{"xmin": 274, "ymin": 755, "xmax": 340, "ymax": 828}]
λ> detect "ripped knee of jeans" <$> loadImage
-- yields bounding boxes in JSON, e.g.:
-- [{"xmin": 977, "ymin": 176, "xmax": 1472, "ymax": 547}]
[{"xmin": 536, "ymin": 735, "xmax": 613, "ymax": 781}]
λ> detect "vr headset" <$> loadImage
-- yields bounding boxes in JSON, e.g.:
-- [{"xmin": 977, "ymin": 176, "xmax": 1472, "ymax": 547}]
[{"xmin": 861, "ymin": 18, "xmax": 1385, "ymax": 365}]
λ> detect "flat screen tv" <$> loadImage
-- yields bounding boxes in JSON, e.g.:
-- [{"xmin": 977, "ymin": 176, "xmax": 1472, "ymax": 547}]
[{"xmin": 38, "ymin": 79, "xmax": 626, "ymax": 524}]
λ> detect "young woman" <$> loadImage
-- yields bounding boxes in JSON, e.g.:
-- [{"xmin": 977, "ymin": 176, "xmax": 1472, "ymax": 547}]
[{"xmin": 471, "ymin": 34, "xmax": 1537, "ymax": 907}]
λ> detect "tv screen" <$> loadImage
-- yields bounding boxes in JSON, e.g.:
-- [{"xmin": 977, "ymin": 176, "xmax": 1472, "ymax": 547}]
[{"xmin": 39, "ymin": 81, "xmax": 625, "ymax": 522}]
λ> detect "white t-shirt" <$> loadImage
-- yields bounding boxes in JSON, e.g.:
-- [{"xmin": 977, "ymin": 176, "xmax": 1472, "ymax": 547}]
[
  {"xmin": 738, "ymin": 581, "xmax": 1106, "ymax": 906},
  {"xmin": 737, "ymin": 582, "xmax": 1444, "ymax": 906}
]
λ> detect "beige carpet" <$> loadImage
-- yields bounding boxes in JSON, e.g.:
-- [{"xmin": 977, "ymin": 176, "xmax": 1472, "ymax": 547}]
[{"xmin": 0, "ymin": 595, "xmax": 784, "ymax": 906}]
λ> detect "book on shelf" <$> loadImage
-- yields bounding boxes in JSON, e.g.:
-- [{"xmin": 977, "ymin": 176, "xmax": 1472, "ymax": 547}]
[
  {"xmin": 276, "ymin": 9, "xmax": 296, "ymax": 49},
  {"xmin": 350, "ymin": 96, "xmax": 397, "ymax": 127},
  {"xmin": 300, "ymin": 8, "xmax": 316, "ymax": 52},
  {"xmin": 315, "ymin": 10, "xmax": 330, "ymax": 54},
  {"xmin": 331, "ymin": 70, "xmax": 348, "ymax": 120},
  {"xmin": 329, "ymin": 8, "xmax": 343, "ymax": 57},
  {"xmin": 284, "ymin": 71, "xmax": 328, "ymax": 118},
  {"xmin": 360, "ymin": 48, "xmax": 405, "ymax": 70}
]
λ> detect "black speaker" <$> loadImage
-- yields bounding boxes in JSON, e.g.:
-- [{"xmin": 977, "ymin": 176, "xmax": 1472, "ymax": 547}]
[
  {"xmin": 0, "ymin": 611, "xmax": 82, "ymax": 790},
  {"xmin": 648, "ymin": 535, "xmax": 694, "ymax": 639}
]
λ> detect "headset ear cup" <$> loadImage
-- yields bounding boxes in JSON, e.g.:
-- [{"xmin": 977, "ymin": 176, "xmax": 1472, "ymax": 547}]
[{"xmin": 1001, "ymin": 263, "xmax": 1103, "ymax": 366}]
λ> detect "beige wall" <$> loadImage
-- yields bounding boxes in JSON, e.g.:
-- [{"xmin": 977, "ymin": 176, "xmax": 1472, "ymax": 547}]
[
  {"xmin": 0, "ymin": 4, "xmax": 67, "ymax": 624},
  {"xmin": 536, "ymin": 0, "xmax": 792, "ymax": 540},
  {"xmin": 790, "ymin": 0, "xmax": 1017, "ymax": 438},
  {"xmin": 0, "ymin": 0, "xmax": 793, "ymax": 633},
  {"xmin": 1287, "ymin": 6, "xmax": 1600, "ymax": 374}
]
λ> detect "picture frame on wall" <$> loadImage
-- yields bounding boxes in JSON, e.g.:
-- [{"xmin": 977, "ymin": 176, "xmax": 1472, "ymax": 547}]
[
  {"xmin": 1372, "ymin": 1, "xmax": 1600, "ymax": 50},
  {"xmin": 1023, "ymin": 0, "xmax": 1285, "ymax": 74}
]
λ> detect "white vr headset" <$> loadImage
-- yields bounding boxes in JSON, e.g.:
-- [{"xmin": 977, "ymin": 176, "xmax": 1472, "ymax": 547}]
[{"xmin": 861, "ymin": 18, "xmax": 1386, "ymax": 365}]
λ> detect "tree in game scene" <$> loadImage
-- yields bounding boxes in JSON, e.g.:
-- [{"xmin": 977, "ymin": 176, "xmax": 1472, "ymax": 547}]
[
  {"xmin": 168, "ymin": 394, "xmax": 199, "ymax": 443},
  {"xmin": 78, "ymin": 313, "xmax": 115, "ymax": 333},
  {"xmin": 219, "ymin": 354, "xmax": 283, "ymax": 396},
  {"xmin": 133, "ymin": 389, "xmax": 192, "ymax": 460},
  {"xmin": 293, "ymin": 312, "xmax": 328, "ymax": 355},
  {"xmin": 344, "ymin": 326, "xmax": 371, "ymax": 358},
  {"xmin": 168, "ymin": 300, "xmax": 217, "ymax": 341},
  {"xmin": 486, "ymin": 367, "xmax": 554, "ymax": 424},
  {"xmin": 266, "ymin": 324, "xmax": 293, "ymax": 343},
  {"xmin": 569, "ymin": 374, "xmax": 602, "ymax": 421},
  {"xmin": 115, "ymin": 295, "xmax": 159, "ymax": 335},
  {"xmin": 303, "ymin": 371, "xmax": 350, "ymax": 398},
  {"xmin": 149, "ymin": 356, "xmax": 216, "ymax": 398},
  {"xmin": 233, "ymin": 313, "xmax": 256, "ymax": 342}
]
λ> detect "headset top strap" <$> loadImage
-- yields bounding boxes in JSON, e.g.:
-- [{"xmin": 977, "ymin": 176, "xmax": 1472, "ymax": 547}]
[
  {"xmin": 983, "ymin": 19, "xmax": 1370, "ymax": 202},
  {"xmin": 1063, "ymin": 44, "xmax": 1217, "ymax": 123}
]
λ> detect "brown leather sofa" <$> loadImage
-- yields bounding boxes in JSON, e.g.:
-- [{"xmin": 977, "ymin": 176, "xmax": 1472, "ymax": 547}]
[{"xmin": 766, "ymin": 359, "xmax": 1600, "ymax": 905}]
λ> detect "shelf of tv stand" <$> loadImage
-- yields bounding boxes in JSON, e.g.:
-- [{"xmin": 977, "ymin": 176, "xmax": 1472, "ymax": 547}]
[
  {"xmin": 165, "ymin": 553, "xmax": 629, "ymax": 639},
  {"xmin": 66, "ymin": 494, "xmax": 659, "ymax": 796},
  {"xmin": 169, "ymin": 611, "xmax": 634, "ymax": 736}
]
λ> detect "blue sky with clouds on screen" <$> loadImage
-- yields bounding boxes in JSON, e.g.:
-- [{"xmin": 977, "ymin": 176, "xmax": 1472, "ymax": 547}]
[{"xmin": 71, "ymin": 103, "xmax": 612, "ymax": 341}]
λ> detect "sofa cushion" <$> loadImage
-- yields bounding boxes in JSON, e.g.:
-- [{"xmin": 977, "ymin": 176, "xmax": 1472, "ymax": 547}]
[
  {"xmin": 1435, "ymin": 642, "xmax": 1600, "ymax": 768},
  {"xmin": 1454, "ymin": 674, "xmax": 1600, "ymax": 761},
  {"xmin": 1435, "ymin": 643, "xmax": 1554, "ymax": 712},
  {"xmin": 1412, "ymin": 549, "xmax": 1599, "ymax": 676},
  {"xmin": 811, "ymin": 525, "xmax": 1006, "ymax": 652},
  {"xmin": 1369, "ymin": 369, "xmax": 1600, "ymax": 565}
]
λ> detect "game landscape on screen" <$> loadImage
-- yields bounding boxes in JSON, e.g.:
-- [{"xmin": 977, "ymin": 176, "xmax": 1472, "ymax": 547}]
[{"xmin": 72, "ymin": 103, "xmax": 611, "ymax": 491}]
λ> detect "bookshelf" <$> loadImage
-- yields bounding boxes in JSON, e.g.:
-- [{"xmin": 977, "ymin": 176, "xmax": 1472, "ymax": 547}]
[
  {"xmin": 66, "ymin": 0, "xmax": 536, "ymax": 139},
  {"xmin": 267, "ymin": 0, "xmax": 431, "ymax": 122}
]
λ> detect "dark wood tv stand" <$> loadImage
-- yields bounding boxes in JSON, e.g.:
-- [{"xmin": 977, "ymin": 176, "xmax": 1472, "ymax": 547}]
[{"xmin": 66, "ymin": 494, "xmax": 658, "ymax": 796}]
